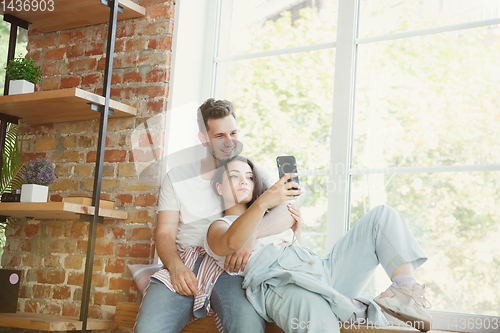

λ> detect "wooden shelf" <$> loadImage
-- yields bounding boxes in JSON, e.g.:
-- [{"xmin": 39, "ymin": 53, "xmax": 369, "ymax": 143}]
[
  {"xmin": 0, "ymin": 312, "xmax": 114, "ymax": 331},
  {"xmin": 0, "ymin": 88, "xmax": 136, "ymax": 124},
  {"xmin": 0, "ymin": 0, "xmax": 145, "ymax": 33},
  {"xmin": 0, "ymin": 202, "xmax": 127, "ymax": 220}
]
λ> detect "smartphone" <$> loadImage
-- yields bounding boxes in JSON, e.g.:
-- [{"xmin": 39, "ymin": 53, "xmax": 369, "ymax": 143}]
[{"xmin": 276, "ymin": 155, "xmax": 300, "ymax": 189}]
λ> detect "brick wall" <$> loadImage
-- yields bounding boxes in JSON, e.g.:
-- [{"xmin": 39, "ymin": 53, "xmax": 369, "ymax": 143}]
[{"xmin": 1, "ymin": 1, "xmax": 175, "ymax": 331}]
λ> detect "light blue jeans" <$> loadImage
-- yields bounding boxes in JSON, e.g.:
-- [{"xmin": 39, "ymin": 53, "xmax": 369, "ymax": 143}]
[
  {"xmin": 263, "ymin": 205, "xmax": 427, "ymax": 333},
  {"xmin": 134, "ymin": 256, "xmax": 266, "ymax": 333}
]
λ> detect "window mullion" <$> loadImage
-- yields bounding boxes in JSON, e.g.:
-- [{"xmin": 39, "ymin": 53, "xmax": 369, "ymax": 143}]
[{"xmin": 326, "ymin": 0, "xmax": 359, "ymax": 250}]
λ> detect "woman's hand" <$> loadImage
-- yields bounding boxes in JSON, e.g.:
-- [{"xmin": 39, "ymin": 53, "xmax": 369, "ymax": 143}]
[
  {"xmin": 257, "ymin": 173, "xmax": 301, "ymax": 210},
  {"xmin": 288, "ymin": 203, "xmax": 303, "ymax": 233}
]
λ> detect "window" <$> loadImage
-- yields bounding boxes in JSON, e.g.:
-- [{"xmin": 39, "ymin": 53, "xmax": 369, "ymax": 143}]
[{"xmin": 168, "ymin": 0, "xmax": 500, "ymax": 329}]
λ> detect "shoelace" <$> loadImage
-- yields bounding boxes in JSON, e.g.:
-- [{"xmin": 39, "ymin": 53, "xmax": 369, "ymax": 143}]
[{"xmin": 400, "ymin": 285, "xmax": 432, "ymax": 309}]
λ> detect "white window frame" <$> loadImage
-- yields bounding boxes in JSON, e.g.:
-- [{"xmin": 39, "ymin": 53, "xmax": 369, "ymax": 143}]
[{"xmin": 166, "ymin": 0, "xmax": 500, "ymax": 330}]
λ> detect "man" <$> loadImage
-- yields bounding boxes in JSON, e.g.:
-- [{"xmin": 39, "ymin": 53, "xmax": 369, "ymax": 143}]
[{"xmin": 135, "ymin": 99, "xmax": 296, "ymax": 333}]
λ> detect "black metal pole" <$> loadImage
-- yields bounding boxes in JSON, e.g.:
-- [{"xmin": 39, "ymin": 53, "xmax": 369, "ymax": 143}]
[{"xmin": 79, "ymin": 1, "xmax": 119, "ymax": 332}]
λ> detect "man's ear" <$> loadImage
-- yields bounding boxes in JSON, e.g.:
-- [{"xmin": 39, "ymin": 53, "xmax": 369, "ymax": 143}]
[
  {"xmin": 198, "ymin": 132, "xmax": 208, "ymax": 147},
  {"xmin": 216, "ymin": 182, "xmax": 223, "ymax": 196}
]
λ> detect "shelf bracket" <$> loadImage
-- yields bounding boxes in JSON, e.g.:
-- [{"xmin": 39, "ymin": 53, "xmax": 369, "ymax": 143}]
[
  {"xmin": 100, "ymin": 0, "xmax": 124, "ymax": 14},
  {"xmin": 88, "ymin": 103, "xmax": 115, "ymax": 117},
  {"xmin": 79, "ymin": 214, "xmax": 104, "ymax": 224}
]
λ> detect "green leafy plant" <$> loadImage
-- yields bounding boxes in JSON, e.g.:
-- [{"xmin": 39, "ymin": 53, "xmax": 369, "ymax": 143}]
[
  {"xmin": 5, "ymin": 57, "xmax": 43, "ymax": 84},
  {"xmin": 0, "ymin": 123, "xmax": 24, "ymax": 195},
  {"xmin": 0, "ymin": 123, "xmax": 24, "ymax": 264}
]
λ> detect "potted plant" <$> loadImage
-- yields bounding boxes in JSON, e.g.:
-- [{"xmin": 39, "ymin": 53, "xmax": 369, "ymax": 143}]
[
  {"xmin": 4, "ymin": 57, "xmax": 43, "ymax": 95},
  {"xmin": 19, "ymin": 158, "xmax": 56, "ymax": 203}
]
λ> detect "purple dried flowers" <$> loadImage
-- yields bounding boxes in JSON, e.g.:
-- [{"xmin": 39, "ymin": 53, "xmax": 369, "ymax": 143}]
[{"xmin": 20, "ymin": 158, "xmax": 57, "ymax": 186}]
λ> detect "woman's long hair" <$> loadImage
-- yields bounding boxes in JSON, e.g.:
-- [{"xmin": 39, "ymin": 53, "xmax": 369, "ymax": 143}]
[{"xmin": 212, "ymin": 155, "xmax": 268, "ymax": 211}]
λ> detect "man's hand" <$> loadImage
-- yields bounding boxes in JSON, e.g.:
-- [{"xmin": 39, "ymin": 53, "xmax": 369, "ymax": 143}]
[
  {"xmin": 224, "ymin": 233, "xmax": 256, "ymax": 273},
  {"xmin": 170, "ymin": 261, "xmax": 199, "ymax": 296}
]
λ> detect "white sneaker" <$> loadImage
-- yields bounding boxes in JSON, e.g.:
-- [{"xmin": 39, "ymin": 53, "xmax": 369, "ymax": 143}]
[{"xmin": 374, "ymin": 282, "xmax": 432, "ymax": 332}]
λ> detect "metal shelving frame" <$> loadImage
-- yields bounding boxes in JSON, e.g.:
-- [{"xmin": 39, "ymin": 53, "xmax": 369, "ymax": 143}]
[{"xmin": 1, "ymin": 1, "xmax": 125, "ymax": 332}]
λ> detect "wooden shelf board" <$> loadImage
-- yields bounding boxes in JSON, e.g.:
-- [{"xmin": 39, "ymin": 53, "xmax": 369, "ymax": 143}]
[
  {"xmin": 0, "ymin": 0, "xmax": 145, "ymax": 33},
  {"xmin": 0, "ymin": 202, "xmax": 127, "ymax": 220},
  {"xmin": 0, "ymin": 312, "xmax": 114, "ymax": 331},
  {"xmin": 0, "ymin": 88, "xmax": 136, "ymax": 124}
]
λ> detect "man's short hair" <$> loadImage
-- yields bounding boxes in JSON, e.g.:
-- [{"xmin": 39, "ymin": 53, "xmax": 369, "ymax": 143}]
[{"xmin": 197, "ymin": 98, "xmax": 236, "ymax": 134}]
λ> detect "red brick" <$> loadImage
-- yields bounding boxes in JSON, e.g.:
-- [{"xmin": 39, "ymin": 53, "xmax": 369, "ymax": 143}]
[
  {"xmin": 112, "ymin": 73, "xmax": 122, "ymax": 84},
  {"xmin": 146, "ymin": 68, "xmax": 166, "ymax": 83},
  {"xmin": 139, "ymin": 84, "xmax": 168, "ymax": 98},
  {"xmin": 53, "ymin": 286, "xmax": 71, "ymax": 300},
  {"xmin": 128, "ymin": 227, "xmax": 152, "ymax": 241},
  {"xmin": 139, "ymin": 132, "xmax": 164, "ymax": 147},
  {"xmin": 86, "ymin": 42, "xmax": 105, "ymax": 56},
  {"xmin": 116, "ymin": 243, "xmax": 152, "ymax": 258},
  {"xmin": 61, "ymin": 75, "xmax": 81, "ymax": 88},
  {"xmin": 86, "ymin": 149, "xmax": 127, "ymax": 163},
  {"xmin": 123, "ymin": 70, "xmax": 143, "ymax": 83},
  {"xmin": 25, "ymin": 224, "xmax": 40, "ymax": 237},
  {"xmin": 105, "ymin": 258, "xmax": 126, "ymax": 273},
  {"xmin": 147, "ymin": 99, "xmax": 166, "ymax": 114},
  {"xmin": 43, "ymin": 255, "xmax": 61, "ymax": 268},
  {"xmin": 45, "ymin": 47, "xmax": 66, "ymax": 60},
  {"xmin": 149, "ymin": 4, "xmax": 175, "ymax": 19},
  {"xmin": 92, "ymin": 273, "xmax": 106, "ymax": 288},
  {"xmin": 23, "ymin": 124, "xmax": 54, "ymax": 136},
  {"xmin": 44, "ymin": 223, "xmax": 65, "ymax": 237},
  {"xmin": 148, "ymin": 36, "xmax": 173, "ymax": 50},
  {"xmin": 44, "ymin": 303, "xmax": 61, "ymax": 315},
  {"xmin": 125, "ymin": 37, "xmax": 149, "ymax": 52},
  {"xmin": 68, "ymin": 271, "xmax": 84, "ymax": 286},
  {"xmin": 22, "ymin": 254, "xmax": 42, "ymax": 267},
  {"xmin": 22, "ymin": 152, "xmax": 46, "ymax": 162},
  {"xmin": 62, "ymin": 302, "xmax": 78, "ymax": 316},
  {"xmin": 125, "ymin": 209, "xmax": 153, "ymax": 224},
  {"xmin": 111, "ymin": 227, "xmax": 126, "ymax": 239},
  {"xmin": 30, "ymin": 35, "xmax": 57, "ymax": 49},
  {"xmin": 64, "ymin": 256, "xmax": 84, "ymax": 270},
  {"xmin": 33, "ymin": 285, "xmax": 52, "ymax": 299},
  {"xmin": 59, "ymin": 30, "xmax": 86, "ymax": 45},
  {"xmin": 115, "ymin": 194, "xmax": 133, "ymax": 207},
  {"xmin": 113, "ymin": 54, "xmax": 138, "ymax": 69},
  {"xmin": 39, "ymin": 76, "xmax": 60, "ymax": 91},
  {"xmin": 134, "ymin": 194, "xmax": 157, "ymax": 207},
  {"xmin": 50, "ymin": 194, "xmax": 63, "ymax": 202},
  {"xmin": 129, "ymin": 148, "xmax": 162, "ymax": 162},
  {"xmin": 82, "ymin": 73, "xmax": 102, "ymax": 86},
  {"xmin": 66, "ymin": 44, "xmax": 85, "ymax": 58},
  {"xmin": 109, "ymin": 277, "xmax": 136, "ymax": 290},
  {"xmin": 26, "ymin": 300, "xmax": 39, "ymax": 313},
  {"xmin": 42, "ymin": 61, "xmax": 60, "ymax": 76},
  {"xmin": 95, "ymin": 241, "xmax": 114, "ymax": 256},
  {"xmin": 29, "ymin": 49, "xmax": 42, "ymax": 61},
  {"xmin": 68, "ymin": 58, "xmax": 97, "ymax": 73},
  {"xmin": 94, "ymin": 291, "xmax": 123, "ymax": 306},
  {"xmin": 116, "ymin": 23, "xmax": 136, "ymax": 38},
  {"xmin": 37, "ymin": 269, "xmax": 65, "ymax": 284},
  {"xmin": 67, "ymin": 223, "xmax": 88, "ymax": 238}
]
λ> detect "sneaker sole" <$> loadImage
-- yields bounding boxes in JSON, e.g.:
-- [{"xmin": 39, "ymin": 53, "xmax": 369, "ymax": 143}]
[{"xmin": 374, "ymin": 299, "xmax": 431, "ymax": 332}]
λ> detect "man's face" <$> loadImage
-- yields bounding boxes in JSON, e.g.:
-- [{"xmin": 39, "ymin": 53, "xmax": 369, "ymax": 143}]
[{"xmin": 203, "ymin": 116, "xmax": 240, "ymax": 162}]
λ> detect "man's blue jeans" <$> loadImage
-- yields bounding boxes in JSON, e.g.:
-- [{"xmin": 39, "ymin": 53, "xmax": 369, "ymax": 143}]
[{"xmin": 134, "ymin": 256, "xmax": 266, "ymax": 333}]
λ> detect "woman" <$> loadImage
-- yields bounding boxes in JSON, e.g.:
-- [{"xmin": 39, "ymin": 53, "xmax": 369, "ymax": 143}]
[{"xmin": 204, "ymin": 156, "xmax": 432, "ymax": 333}]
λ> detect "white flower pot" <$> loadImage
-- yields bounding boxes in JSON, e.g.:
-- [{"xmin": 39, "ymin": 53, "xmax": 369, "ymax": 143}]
[
  {"xmin": 20, "ymin": 184, "xmax": 49, "ymax": 203},
  {"xmin": 9, "ymin": 80, "xmax": 35, "ymax": 95}
]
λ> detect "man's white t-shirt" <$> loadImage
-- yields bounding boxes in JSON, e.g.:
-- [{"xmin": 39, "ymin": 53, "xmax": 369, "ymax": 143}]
[{"xmin": 157, "ymin": 159, "xmax": 292, "ymax": 249}]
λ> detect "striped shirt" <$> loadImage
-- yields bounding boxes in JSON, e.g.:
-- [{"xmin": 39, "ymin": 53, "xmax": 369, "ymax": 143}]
[{"xmin": 150, "ymin": 246, "xmax": 225, "ymax": 332}]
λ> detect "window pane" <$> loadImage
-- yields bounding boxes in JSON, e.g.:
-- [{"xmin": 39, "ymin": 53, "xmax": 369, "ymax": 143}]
[
  {"xmin": 350, "ymin": 171, "xmax": 500, "ymax": 316},
  {"xmin": 359, "ymin": 0, "xmax": 500, "ymax": 38},
  {"xmin": 353, "ymin": 25, "xmax": 500, "ymax": 169},
  {"xmin": 218, "ymin": 0, "xmax": 339, "ymax": 57},
  {"xmin": 215, "ymin": 49, "xmax": 335, "ymax": 173}
]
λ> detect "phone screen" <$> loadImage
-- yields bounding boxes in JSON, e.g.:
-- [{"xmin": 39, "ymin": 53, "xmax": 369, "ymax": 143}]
[{"xmin": 276, "ymin": 155, "xmax": 300, "ymax": 189}]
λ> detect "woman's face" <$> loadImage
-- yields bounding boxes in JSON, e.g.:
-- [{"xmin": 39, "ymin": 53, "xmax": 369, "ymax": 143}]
[{"xmin": 217, "ymin": 160, "xmax": 254, "ymax": 205}]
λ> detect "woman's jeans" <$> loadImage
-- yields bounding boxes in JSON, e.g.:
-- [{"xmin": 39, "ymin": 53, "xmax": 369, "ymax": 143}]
[
  {"xmin": 264, "ymin": 205, "xmax": 427, "ymax": 333},
  {"xmin": 134, "ymin": 256, "xmax": 266, "ymax": 333}
]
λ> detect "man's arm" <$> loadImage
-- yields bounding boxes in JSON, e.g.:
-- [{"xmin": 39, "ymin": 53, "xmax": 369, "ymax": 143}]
[{"xmin": 156, "ymin": 210, "xmax": 199, "ymax": 296}]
